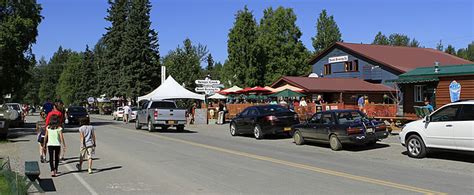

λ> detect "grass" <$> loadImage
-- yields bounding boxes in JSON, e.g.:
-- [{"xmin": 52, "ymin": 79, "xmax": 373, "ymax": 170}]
[{"xmin": 0, "ymin": 173, "xmax": 9, "ymax": 194}]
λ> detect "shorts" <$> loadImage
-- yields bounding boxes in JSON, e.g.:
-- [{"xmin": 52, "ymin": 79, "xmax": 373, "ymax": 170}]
[{"xmin": 80, "ymin": 147, "xmax": 95, "ymax": 160}]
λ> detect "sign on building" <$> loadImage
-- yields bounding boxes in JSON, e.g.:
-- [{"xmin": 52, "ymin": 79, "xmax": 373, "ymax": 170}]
[
  {"xmin": 195, "ymin": 78, "xmax": 222, "ymax": 95},
  {"xmin": 328, "ymin": 55, "xmax": 348, "ymax": 63},
  {"xmin": 449, "ymin": 80, "xmax": 461, "ymax": 102}
]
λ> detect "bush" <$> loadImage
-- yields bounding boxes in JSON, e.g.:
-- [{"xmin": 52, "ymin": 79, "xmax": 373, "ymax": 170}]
[{"xmin": 0, "ymin": 158, "xmax": 27, "ymax": 195}]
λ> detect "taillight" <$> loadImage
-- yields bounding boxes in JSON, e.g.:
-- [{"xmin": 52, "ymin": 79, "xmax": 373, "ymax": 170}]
[
  {"xmin": 376, "ymin": 124, "xmax": 387, "ymax": 131},
  {"xmin": 347, "ymin": 127, "xmax": 362, "ymax": 135},
  {"xmin": 265, "ymin": 115, "xmax": 278, "ymax": 121},
  {"xmin": 154, "ymin": 109, "xmax": 158, "ymax": 119}
]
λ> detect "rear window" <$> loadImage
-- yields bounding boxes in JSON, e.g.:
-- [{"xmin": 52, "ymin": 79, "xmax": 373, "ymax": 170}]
[
  {"xmin": 69, "ymin": 107, "xmax": 86, "ymax": 112},
  {"xmin": 257, "ymin": 105, "xmax": 289, "ymax": 115},
  {"xmin": 336, "ymin": 111, "xmax": 365, "ymax": 125},
  {"xmin": 150, "ymin": 101, "xmax": 177, "ymax": 109}
]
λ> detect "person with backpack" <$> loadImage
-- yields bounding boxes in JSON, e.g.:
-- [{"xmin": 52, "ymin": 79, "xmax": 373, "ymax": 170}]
[
  {"xmin": 43, "ymin": 115, "xmax": 66, "ymax": 177},
  {"xmin": 76, "ymin": 118, "xmax": 96, "ymax": 174}
]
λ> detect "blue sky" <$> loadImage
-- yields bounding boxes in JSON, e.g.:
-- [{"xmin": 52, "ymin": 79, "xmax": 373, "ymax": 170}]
[{"xmin": 33, "ymin": 0, "xmax": 473, "ymax": 65}]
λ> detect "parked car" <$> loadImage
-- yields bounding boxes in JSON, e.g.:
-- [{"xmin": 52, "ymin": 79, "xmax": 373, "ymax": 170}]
[
  {"xmin": 112, "ymin": 107, "xmax": 124, "ymax": 121},
  {"xmin": 230, "ymin": 105, "xmax": 300, "ymax": 139},
  {"xmin": 66, "ymin": 106, "xmax": 89, "ymax": 125},
  {"xmin": 2, "ymin": 103, "xmax": 24, "ymax": 127},
  {"xmin": 135, "ymin": 100, "xmax": 186, "ymax": 132},
  {"xmin": 292, "ymin": 110, "xmax": 388, "ymax": 151},
  {"xmin": 87, "ymin": 106, "xmax": 99, "ymax": 114},
  {"xmin": 400, "ymin": 100, "xmax": 474, "ymax": 158},
  {"xmin": 130, "ymin": 107, "xmax": 139, "ymax": 122}
]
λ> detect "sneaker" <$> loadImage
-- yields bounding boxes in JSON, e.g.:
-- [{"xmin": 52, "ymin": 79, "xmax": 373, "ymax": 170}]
[
  {"xmin": 88, "ymin": 168, "xmax": 92, "ymax": 174},
  {"xmin": 75, "ymin": 164, "xmax": 82, "ymax": 172},
  {"xmin": 40, "ymin": 155, "xmax": 44, "ymax": 163}
]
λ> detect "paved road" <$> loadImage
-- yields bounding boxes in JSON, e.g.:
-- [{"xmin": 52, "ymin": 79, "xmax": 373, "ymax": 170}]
[{"xmin": 6, "ymin": 115, "xmax": 474, "ymax": 194}]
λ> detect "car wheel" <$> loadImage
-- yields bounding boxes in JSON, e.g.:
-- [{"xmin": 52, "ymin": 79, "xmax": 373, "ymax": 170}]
[
  {"xmin": 177, "ymin": 125, "xmax": 184, "ymax": 132},
  {"xmin": 147, "ymin": 120, "xmax": 154, "ymax": 132},
  {"xmin": 135, "ymin": 119, "xmax": 141, "ymax": 130},
  {"xmin": 293, "ymin": 130, "xmax": 305, "ymax": 145},
  {"xmin": 329, "ymin": 135, "xmax": 342, "ymax": 151},
  {"xmin": 230, "ymin": 123, "xmax": 237, "ymax": 136},
  {"xmin": 254, "ymin": 125, "xmax": 264, "ymax": 139},
  {"xmin": 406, "ymin": 135, "xmax": 427, "ymax": 158}
]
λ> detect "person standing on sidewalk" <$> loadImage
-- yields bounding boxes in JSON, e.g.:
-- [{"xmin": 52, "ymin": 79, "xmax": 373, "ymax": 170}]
[
  {"xmin": 43, "ymin": 115, "xmax": 66, "ymax": 177},
  {"xmin": 76, "ymin": 118, "xmax": 96, "ymax": 174}
]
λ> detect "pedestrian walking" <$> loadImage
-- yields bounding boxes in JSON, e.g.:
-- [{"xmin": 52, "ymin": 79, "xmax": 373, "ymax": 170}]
[
  {"xmin": 43, "ymin": 115, "xmax": 66, "ymax": 177},
  {"xmin": 76, "ymin": 118, "xmax": 96, "ymax": 174},
  {"xmin": 36, "ymin": 121, "xmax": 47, "ymax": 163},
  {"xmin": 357, "ymin": 95, "xmax": 365, "ymax": 112},
  {"xmin": 123, "ymin": 104, "xmax": 131, "ymax": 123}
]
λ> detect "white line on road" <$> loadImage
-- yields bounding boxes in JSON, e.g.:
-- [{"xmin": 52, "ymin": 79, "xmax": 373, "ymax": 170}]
[{"xmin": 64, "ymin": 163, "xmax": 99, "ymax": 195}]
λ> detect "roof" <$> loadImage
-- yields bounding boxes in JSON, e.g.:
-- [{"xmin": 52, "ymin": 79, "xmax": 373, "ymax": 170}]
[
  {"xmin": 308, "ymin": 42, "xmax": 473, "ymax": 73},
  {"xmin": 271, "ymin": 76, "xmax": 396, "ymax": 93},
  {"xmin": 386, "ymin": 64, "xmax": 474, "ymax": 84}
]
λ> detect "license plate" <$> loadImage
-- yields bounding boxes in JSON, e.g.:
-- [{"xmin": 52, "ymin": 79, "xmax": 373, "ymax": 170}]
[
  {"xmin": 168, "ymin": 121, "xmax": 175, "ymax": 125},
  {"xmin": 366, "ymin": 128, "xmax": 374, "ymax": 133},
  {"xmin": 284, "ymin": 127, "xmax": 292, "ymax": 131},
  {"xmin": 0, "ymin": 121, "xmax": 3, "ymax": 128}
]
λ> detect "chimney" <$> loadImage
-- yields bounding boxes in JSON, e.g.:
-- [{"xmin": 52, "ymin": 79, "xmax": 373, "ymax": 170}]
[{"xmin": 434, "ymin": 61, "xmax": 440, "ymax": 73}]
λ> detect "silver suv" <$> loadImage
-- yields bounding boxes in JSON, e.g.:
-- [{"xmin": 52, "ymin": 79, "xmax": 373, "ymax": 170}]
[{"xmin": 399, "ymin": 100, "xmax": 474, "ymax": 158}]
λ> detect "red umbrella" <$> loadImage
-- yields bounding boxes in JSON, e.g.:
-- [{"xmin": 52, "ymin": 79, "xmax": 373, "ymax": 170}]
[{"xmin": 237, "ymin": 86, "xmax": 271, "ymax": 94}]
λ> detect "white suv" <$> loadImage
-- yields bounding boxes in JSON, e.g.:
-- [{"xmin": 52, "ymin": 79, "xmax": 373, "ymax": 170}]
[{"xmin": 400, "ymin": 100, "xmax": 474, "ymax": 158}]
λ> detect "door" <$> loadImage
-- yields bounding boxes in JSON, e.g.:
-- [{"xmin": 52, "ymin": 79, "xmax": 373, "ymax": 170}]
[
  {"xmin": 316, "ymin": 113, "xmax": 335, "ymax": 140},
  {"xmin": 234, "ymin": 108, "xmax": 250, "ymax": 132},
  {"xmin": 454, "ymin": 105, "xmax": 474, "ymax": 150},
  {"xmin": 138, "ymin": 102, "xmax": 149, "ymax": 123},
  {"xmin": 303, "ymin": 113, "xmax": 322, "ymax": 139},
  {"xmin": 424, "ymin": 105, "xmax": 460, "ymax": 149},
  {"xmin": 245, "ymin": 108, "xmax": 259, "ymax": 132}
]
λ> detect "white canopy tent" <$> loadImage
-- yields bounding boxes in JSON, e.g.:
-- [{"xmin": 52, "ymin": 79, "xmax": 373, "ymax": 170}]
[
  {"xmin": 208, "ymin": 93, "xmax": 227, "ymax": 99},
  {"xmin": 138, "ymin": 76, "xmax": 205, "ymax": 102}
]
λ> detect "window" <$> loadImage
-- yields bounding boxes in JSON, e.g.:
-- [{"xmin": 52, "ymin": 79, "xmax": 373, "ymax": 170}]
[
  {"xmin": 248, "ymin": 108, "xmax": 259, "ymax": 116},
  {"xmin": 240, "ymin": 108, "xmax": 250, "ymax": 117},
  {"xmin": 321, "ymin": 113, "xmax": 334, "ymax": 125},
  {"xmin": 458, "ymin": 105, "xmax": 474, "ymax": 121},
  {"xmin": 431, "ymin": 105, "xmax": 460, "ymax": 122},
  {"xmin": 344, "ymin": 60, "xmax": 359, "ymax": 72},
  {"xmin": 414, "ymin": 85, "xmax": 425, "ymax": 102},
  {"xmin": 337, "ymin": 111, "xmax": 365, "ymax": 125},
  {"xmin": 324, "ymin": 64, "xmax": 331, "ymax": 75},
  {"xmin": 150, "ymin": 101, "xmax": 177, "ymax": 109},
  {"xmin": 310, "ymin": 113, "xmax": 322, "ymax": 124}
]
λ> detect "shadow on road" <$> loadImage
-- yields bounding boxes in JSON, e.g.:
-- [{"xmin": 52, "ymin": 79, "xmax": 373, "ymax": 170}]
[
  {"xmin": 401, "ymin": 150, "xmax": 474, "ymax": 163},
  {"xmin": 237, "ymin": 134, "xmax": 291, "ymax": 140},
  {"xmin": 90, "ymin": 121, "xmax": 116, "ymax": 127},
  {"xmin": 60, "ymin": 165, "xmax": 122, "ymax": 176},
  {"xmin": 300, "ymin": 141, "xmax": 390, "ymax": 152},
  {"xmin": 39, "ymin": 178, "xmax": 56, "ymax": 192},
  {"xmin": 152, "ymin": 129, "xmax": 197, "ymax": 134},
  {"xmin": 7, "ymin": 124, "xmax": 36, "ymax": 139},
  {"xmin": 61, "ymin": 157, "xmax": 101, "ymax": 165}
]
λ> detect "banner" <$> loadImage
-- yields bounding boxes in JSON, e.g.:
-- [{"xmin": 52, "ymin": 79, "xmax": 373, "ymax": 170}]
[{"xmin": 449, "ymin": 80, "xmax": 461, "ymax": 102}]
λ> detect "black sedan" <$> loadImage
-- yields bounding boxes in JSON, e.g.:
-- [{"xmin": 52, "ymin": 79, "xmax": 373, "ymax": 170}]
[
  {"xmin": 292, "ymin": 110, "xmax": 389, "ymax": 151},
  {"xmin": 230, "ymin": 105, "xmax": 300, "ymax": 139},
  {"xmin": 66, "ymin": 106, "xmax": 89, "ymax": 125}
]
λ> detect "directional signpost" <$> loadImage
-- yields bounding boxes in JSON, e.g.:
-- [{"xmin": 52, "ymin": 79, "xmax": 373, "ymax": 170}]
[{"xmin": 195, "ymin": 79, "xmax": 222, "ymax": 95}]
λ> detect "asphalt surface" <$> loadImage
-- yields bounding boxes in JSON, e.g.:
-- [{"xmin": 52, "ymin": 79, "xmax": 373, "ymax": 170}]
[{"xmin": 5, "ymin": 114, "xmax": 474, "ymax": 194}]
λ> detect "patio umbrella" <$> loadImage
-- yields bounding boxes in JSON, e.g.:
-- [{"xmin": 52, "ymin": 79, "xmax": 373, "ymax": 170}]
[
  {"xmin": 273, "ymin": 84, "xmax": 304, "ymax": 92},
  {"xmin": 219, "ymin": 86, "xmax": 243, "ymax": 95},
  {"xmin": 208, "ymin": 93, "xmax": 227, "ymax": 99},
  {"xmin": 268, "ymin": 89, "xmax": 306, "ymax": 98}
]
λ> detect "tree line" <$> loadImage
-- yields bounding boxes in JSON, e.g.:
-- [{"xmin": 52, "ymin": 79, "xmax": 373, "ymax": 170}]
[{"xmin": 2, "ymin": 1, "xmax": 473, "ymax": 106}]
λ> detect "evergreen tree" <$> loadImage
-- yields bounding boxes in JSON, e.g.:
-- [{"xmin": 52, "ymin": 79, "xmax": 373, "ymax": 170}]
[
  {"xmin": 162, "ymin": 39, "xmax": 206, "ymax": 90},
  {"xmin": 22, "ymin": 57, "xmax": 46, "ymax": 105},
  {"xmin": 388, "ymin": 33, "xmax": 410, "ymax": 46},
  {"xmin": 93, "ymin": 38, "xmax": 106, "ymax": 96},
  {"xmin": 445, "ymin": 45, "xmax": 456, "ymax": 55},
  {"xmin": 258, "ymin": 6, "xmax": 310, "ymax": 85},
  {"xmin": 206, "ymin": 54, "xmax": 214, "ymax": 72},
  {"xmin": 38, "ymin": 47, "xmax": 73, "ymax": 101},
  {"xmin": 0, "ymin": 0, "xmax": 42, "ymax": 99},
  {"xmin": 56, "ymin": 52, "xmax": 82, "ymax": 106},
  {"xmin": 311, "ymin": 9, "xmax": 342, "ymax": 53},
  {"xmin": 120, "ymin": 0, "xmax": 160, "ymax": 98},
  {"xmin": 436, "ymin": 40, "xmax": 443, "ymax": 51},
  {"xmin": 212, "ymin": 62, "xmax": 223, "ymax": 81},
  {"xmin": 372, "ymin": 32, "xmax": 390, "ymax": 45},
  {"xmin": 75, "ymin": 45, "xmax": 96, "ymax": 102},
  {"xmin": 456, "ymin": 42, "xmax": 474, "ymax": 61},
  {"xmin": 99, "ymin": 0, "xmax": 128, "ymax": 97},
  {"xmin": 409, "ymin": 38, "xmax": 420, "ymax": 47},
  {"xmin": 227, "ymin": 6, "xmax": 261, "ymax": 87}
]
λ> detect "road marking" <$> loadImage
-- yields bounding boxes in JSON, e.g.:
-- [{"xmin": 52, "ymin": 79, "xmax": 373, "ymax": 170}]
[
  {"xmin": 63, "ymin": 155, "xmax": 99, "ymax": 195},
  {"xmin": 106, "ymin": 125, "xmax": 446, "ymax": 195}
]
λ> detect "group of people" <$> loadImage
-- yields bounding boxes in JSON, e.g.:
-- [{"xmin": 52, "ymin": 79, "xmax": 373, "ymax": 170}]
[{"xmin": 38, "ymin": 100, "xmax": 97, "ymax": 177}]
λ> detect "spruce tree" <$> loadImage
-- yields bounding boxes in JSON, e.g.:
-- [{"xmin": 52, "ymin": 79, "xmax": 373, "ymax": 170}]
[
  {"xmin": 56, "ymin": 52, "xmax": 82, "ymax": 106},
  {"xmin": 258, "ymin": 6, "xmax": 310, "ymax": 85},
  {"xmin": 227, "ymin": 6, "xmax": 261, "ymax": 87},
  {"xmin": 99, "ymin": 0, "xmax": 128, "ymax": 97},
  {"xmin": 372, "ymin": 32, "xmax": 390, "ymax": 45},
  {"xmin": 445, "ymin": 45, "xmax": 456, "ymax": 55},
  {"xmin": 311, "ymin": 9, "xmax": 342, "ymax": 53},
  {"xmin": 75, "ymin": 45, "xmax": 96, "ymax": 102},
  {"xmin": 38, "ymin": 46, "xmax": 73, "ymax": 101},
  {"xmin": 120, "ymin": 0, "xmax": 160, "ymax": 98},
  {"xmin": 388, "ymin": 33, "xmax": 410, "ymax": 46}
]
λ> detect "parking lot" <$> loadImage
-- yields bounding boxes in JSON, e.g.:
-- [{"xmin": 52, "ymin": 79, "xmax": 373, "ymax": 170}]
[{"xmin": 2, "ymin": 114, "xmax": 473, "ymax": 194}]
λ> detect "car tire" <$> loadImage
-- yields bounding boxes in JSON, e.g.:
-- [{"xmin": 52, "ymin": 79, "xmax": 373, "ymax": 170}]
[
  {"xmin": 135, "ymin": 119, "xmax": 141, "ymax": 130},
  {"xmin": 230, "ymin": 122, "xmax": 237, "ymax": 136},
  {"xmin": 147, "ymin": 120, "xmax": 154, "ymax": 132},
  {"xmin": 329, "ymin": 134, "xmax": 342, "ymax": 151},
  {"xmin": 254, "ymin": 125, "xmax": 264, "ymax": 139},
  {"xmin": 406, "ymin": 135, "xmax": 427, "ymax": 158},
  {"xmin": 177, "ymin": 125, "xmax": 184, "ymax": 132},
  {"xmin": 293, "ymin": 130, "xmax": 305, "ymax": 145}
]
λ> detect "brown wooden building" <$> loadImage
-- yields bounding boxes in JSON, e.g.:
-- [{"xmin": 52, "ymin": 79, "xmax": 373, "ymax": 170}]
[{"xmin": 387, "ymin": 64, "xmax": 474, "ymax": 116}]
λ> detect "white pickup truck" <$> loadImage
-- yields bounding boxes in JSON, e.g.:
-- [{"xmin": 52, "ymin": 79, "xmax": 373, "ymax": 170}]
[{"xmin": 135, "ymin": 100, "xmax": 186, "ymax": 132}]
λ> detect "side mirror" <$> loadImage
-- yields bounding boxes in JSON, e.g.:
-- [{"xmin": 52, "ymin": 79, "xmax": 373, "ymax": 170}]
[{"xmin": 424, "ymin": 115, "xmax": 430, "ymax": 123}]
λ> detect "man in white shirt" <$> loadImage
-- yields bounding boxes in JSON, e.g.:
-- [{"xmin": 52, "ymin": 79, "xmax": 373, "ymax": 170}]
[
  {"xmin": 299, "ymin": 97, "xmax": 308, "ymax": 107},
  {"xmin": 123, "ymin": 104, "xmax": 131, "ymax": 123}
]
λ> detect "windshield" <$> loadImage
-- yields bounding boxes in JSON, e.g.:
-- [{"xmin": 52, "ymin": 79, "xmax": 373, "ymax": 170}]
[
  {"xmin": 7, "ymin": 104, "xmax": 20, "ymax": 111},
  {"xmin": 336, "ymin": 111, "xmax": 366, "ymax": 125},
  {"xmin": 257, "ymin": 105, "xmax": 289, "ymax": 115},
  {"xmin": 150, "ymin": 101, "xmax": 177, "ymax": 109},
  {"xmin": 68, "ymin": 107, "xmax": 87, "ymax": 113}
]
